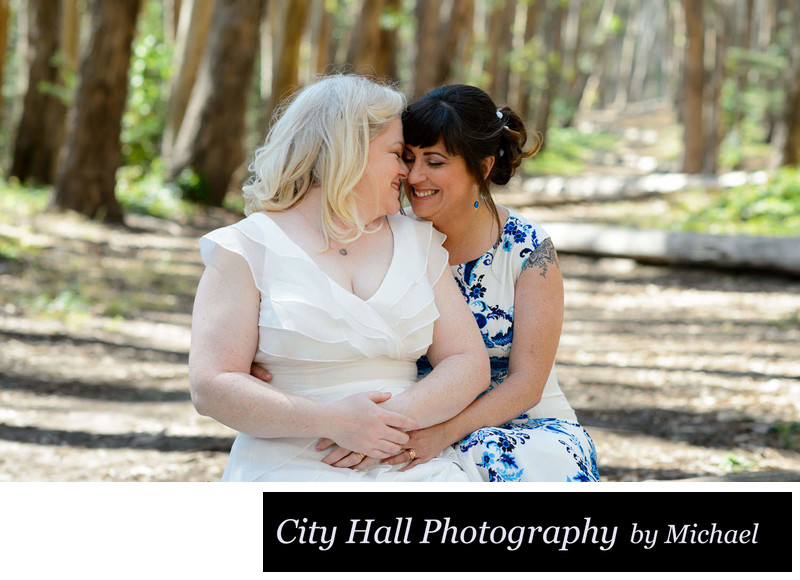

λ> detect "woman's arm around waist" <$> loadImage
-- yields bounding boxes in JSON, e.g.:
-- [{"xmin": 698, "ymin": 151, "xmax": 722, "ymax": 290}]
[
  {"xmin": 188, "ymin": 246, "xmax": 417, "ymax": 458},
  {"xmin": 380, "ymin": 266, "xmax": 491, "ymax": 428}
]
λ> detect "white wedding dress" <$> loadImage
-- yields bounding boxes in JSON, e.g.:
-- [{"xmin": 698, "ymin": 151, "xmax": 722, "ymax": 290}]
[{"xmin": 199, "ymin": 212, "xmax": 469, "ymax": 481}]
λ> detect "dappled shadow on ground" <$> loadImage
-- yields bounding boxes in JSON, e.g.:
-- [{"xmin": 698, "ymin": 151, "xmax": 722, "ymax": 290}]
[
  {"xmin": 0, "ymin": 423, "xmax": 233, "ymax": 453},
  {"xmin": 0, "ymin": 329, "xmax": 189, "ymax": 362},
  {"xmin": 0, "ymin": 371, "xmax": 189, "ymax": 403},
  {"xmin": 577, "ymin": 406, "xmax": 789, "ymax": 450},
  {"xmin": 1, "ymin": 205, "xmax": 799, "ymax": 481}
]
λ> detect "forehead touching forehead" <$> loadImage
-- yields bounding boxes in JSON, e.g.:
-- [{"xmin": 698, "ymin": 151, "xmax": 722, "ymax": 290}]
[{"xmin": 402, "ymin": 97, "xmax": 464, "ymax": 157}]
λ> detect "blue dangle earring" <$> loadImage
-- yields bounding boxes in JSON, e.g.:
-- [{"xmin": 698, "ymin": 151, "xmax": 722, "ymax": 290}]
[{"xmin": 474, "ymin": 201, "xmax": 479, "ymax": 208}]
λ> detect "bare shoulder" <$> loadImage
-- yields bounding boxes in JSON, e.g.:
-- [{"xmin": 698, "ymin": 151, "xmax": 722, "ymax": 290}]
[{"xmin": 521, "ymin": 238, "xmax": 559, "ymax": 278}]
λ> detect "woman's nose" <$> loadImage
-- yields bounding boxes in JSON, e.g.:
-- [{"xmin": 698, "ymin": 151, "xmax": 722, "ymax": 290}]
[
  {"xmin": 397, "ymin": 156, "xmax": 409, "ymax": 178},
  {"xmin": 406, "ymin": 160, "xmax": 423, "ymax": 184}
]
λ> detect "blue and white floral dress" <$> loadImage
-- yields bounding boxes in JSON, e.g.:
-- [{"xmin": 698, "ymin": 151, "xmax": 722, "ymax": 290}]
[{"xmin": 418, "ymin": 209, "xmax": 600, "ymax": 482}]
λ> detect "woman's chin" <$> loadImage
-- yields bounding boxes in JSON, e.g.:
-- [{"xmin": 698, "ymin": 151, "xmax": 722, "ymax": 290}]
[{"xmin": 409, "ymin": 193, "xmax": 439, "ymax": 217}]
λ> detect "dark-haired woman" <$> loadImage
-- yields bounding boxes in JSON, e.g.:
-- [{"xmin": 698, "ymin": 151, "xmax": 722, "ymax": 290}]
[{"xmin": 383, "ymin": 84, "xmax": 599, "ymax": 481}]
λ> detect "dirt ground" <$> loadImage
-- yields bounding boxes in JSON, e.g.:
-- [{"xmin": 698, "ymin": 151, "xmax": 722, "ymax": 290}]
[{"xmin": 1, "ymin": 200, "xmax": 799, "ymax": 482}]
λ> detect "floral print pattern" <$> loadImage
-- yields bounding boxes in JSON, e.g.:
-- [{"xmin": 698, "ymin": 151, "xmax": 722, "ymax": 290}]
[{"xmin": 418, "ymin": 211, "xmax": 600, "ymax": 482}]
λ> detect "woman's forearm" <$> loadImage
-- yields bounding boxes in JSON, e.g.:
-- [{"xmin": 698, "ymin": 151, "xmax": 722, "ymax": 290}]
[
  {"xmin": 432, "ymin": 371, "xmax": 543, "ymax": 444},
  {"xmin": 191, "ymin": 370, "xmax": 329, "ymax": 439},
  {"xmin": 381, "ymin": 352, "xmax": 489, "ymax": 428}
]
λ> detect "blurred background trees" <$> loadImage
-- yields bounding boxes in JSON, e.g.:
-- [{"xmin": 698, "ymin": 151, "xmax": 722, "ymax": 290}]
[{"xmin": 0, "ymin": 0, "xmax": 799, "ymax": 225}]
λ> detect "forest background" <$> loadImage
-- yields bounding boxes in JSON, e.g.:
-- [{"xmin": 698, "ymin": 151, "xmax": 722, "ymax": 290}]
[{"xmin": 0, "ymin": 0, "xmax": 798, "ymax": 482}]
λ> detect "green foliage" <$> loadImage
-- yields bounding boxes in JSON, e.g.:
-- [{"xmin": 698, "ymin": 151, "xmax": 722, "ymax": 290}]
[
  {"xmin": 772, "ymin": 421, "xmax": 800, "ymax": 450},
  {"xmin": 0, "ymin": 177, "xmax": 51, "ymax": 218},
  {"xmin": 173, "ymin": 166, "xmax": 212, "ymax": 204},
  {"xmin": 522, "ymin": 127, "xmax": 620, "ymax": 176},
  {"xmin": 121, "ymin": 1, "xmax": 172, "ymax": 168},
  {"xmin": 673, "ymin": 168, "xmax": 800, "ymax": 236},
  {"xmin": 721, "ymin": 45, "xmax": 790, "ymax": 157},
  {"xmin": 0, "ymin": 178, "xmax": 48, "ymax": 262},
  {"xmin": 23, "ymin": 288, "xmax": 93, "ymax": 323},
  {"xmin": 722, "ymin": 454, "xmax": 755, "ymax": 474},
  {"xmin": 37, "ymin": 52, "xmax": 78, "ymax": 106},
  {"xmin": 115, "ymin": 163, "xmax": 197, "ymax": 220}
]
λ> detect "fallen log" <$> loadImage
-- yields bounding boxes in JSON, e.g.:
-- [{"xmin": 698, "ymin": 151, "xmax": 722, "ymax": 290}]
[
  {"xmin": 527, "ymin": 219, "xmax": 800, "ymax": 276},
  {"xmin": 496, "ymin": 171, "xmax": 770, "ymax": 206}
]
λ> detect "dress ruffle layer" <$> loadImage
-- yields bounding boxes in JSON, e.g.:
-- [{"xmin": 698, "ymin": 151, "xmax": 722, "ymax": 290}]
[
  {"xmin": 199, "ymin": 212, "xmax": 464, "ymax": 481},
  {"xmin": 200, "ymin": 213, "xmax": 447, "ymax": 362}
]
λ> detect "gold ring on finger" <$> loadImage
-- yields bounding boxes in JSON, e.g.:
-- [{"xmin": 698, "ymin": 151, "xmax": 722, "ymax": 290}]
[
  {"xmin": 407, "ymin": 449, "xmax": 416, "ymax": 461},
  {"xmin": 354, "ymin": 452, "xmax": 365, "ymax": 462}
]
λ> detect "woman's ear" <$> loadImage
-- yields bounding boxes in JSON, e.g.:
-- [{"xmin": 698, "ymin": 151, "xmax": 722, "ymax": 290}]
[{"xmin": 481, "ymin": 155, "xmax": 496, "ymax": 179}]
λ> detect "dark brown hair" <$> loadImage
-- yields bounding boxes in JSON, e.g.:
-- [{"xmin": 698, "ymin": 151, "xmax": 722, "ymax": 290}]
[{"xmin": 402, "ymin": 84, "xmax": 541, "ymax": 234}]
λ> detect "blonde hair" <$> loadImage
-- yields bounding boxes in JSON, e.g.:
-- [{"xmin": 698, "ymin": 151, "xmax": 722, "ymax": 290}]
[{"xmin": 242, "ymin": 74, "xmax": 406, "ymax": 244}]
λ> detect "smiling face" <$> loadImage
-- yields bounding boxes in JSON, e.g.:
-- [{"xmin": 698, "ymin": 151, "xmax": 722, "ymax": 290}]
[
  {"xmin": 352, "ymin": 117, "xmax": 408, "ymax": 222},
  {"xmin": 403, "ymin": 138, "xmax": 484, "ymax": 227}
]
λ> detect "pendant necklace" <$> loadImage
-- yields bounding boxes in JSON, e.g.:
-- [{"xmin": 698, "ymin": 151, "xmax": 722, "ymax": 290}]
[
  {"xmin": 298, "ymin": 206, "xmax": 350, "ymax": 256},
  {"xmin": 450, "ymin": 201, "xmax": 480, "ymax": 254}
]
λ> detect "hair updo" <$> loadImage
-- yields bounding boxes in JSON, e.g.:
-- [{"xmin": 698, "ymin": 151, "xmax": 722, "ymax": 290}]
[{"xmin": 402, "ymin": 85, "xmax": 541, "ymax": 232}]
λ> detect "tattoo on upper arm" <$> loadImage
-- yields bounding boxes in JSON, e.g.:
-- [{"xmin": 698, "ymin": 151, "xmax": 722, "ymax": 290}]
[{"xmin": 521, "ymin": 238, "xmax": 559, "ymax": 278}]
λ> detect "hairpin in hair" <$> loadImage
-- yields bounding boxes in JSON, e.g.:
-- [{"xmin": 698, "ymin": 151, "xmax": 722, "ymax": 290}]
[
  {"xmin": 499, "ymin": 149, "xmax": 505, "ymax": 157},
  {"xmin": 496, "ymin": 110, "xmax": 503, "ymax": 119}
]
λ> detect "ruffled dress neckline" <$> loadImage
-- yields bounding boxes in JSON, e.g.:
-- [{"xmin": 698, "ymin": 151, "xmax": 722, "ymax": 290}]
[{"xmin": 251, "ymin": 211, "xmax": 399, "ymax": 304}]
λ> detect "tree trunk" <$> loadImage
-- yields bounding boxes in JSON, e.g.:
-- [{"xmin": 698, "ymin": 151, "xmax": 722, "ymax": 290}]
[
  {"xmin": 628, "ymin": 1, "xmax": 657, "ymax": 103},
  {"xmin": 9, "ymin": 0, "xmax": 63, "ymax": 184},
  {"xmin": 375, "ymin": 0, "xmax": 400, "ymax": 80},
  {"xmin": 514, "ymin": 0, "xmax": 543, "ymax": 121},
  {"xmin": 612, "ymin": 2, "xmax": 639, "ymax": 109},
  {"xmin": 59, "ymin": 0, "xmax": 80, "ymax": 70},
  {"xmin": 681, "ymin": 0, "xmax": 705, "ymax": 173},
  {"xmin": 0, "ymin": 0, "xmax": 9, "ymax": 130},
  {"xmin": 560, "ymin": 0, "xmax": 595, "ymax": 126},
  {"xmin": 312, "ymin": 0, "xmax": 335, "ymax": 74},
  {"xmin": 345, "ymin": 0, "xmax": 399, "ymax": 79},
  {"xmin": 162, "ymin": 0, "xmax": 216, "ymax": 160},
  {"xmin": 703, "ymin": 4, "xmax": 727, "ymax": 174},
  {"xmin": 268, "ymin": 0, "xmax": 310, "ymax": 122},
  {"xmin": 487, "ymin": 0, "xmax": 516, "ymax": 104},
  {"xmin": 436, "ymin": 0, "xmax": 473, "ymax": 86},
  {"xmin": 669, "ymin": 0, "xmax": 685, "ymax": 116},
  {"xmin": 728, "ymin": 0, "xmax": 753, "ymax": 154},
  {"xmin": 52, "ymin": 0, "xmax": 141, "ymax": 222},
  {"xmin": 346, "ymin": 0, "xmax": 384, "ymax": 74},
  {"xmin": 576, "ymin": 0, "xmax": 616, "ymax": 114},
  {"xmin": 414, "ymin": 0, "xmax": 442, "ymax": 98},
  {"xmin": 48, "ymin": 0, "xmax": 81, "ymax": 172},
  {"xmin": 168, "ymin": 0, "xmax": 262, "ymax": 206},
  {"xmin": 534, "ymin": 0, "xmax": 566, "ymax": 150},
  {"xmin": 774, "ymin": 0, "xmax": 800, "ymax": 166},
  {"xmin": 164, "ymin": 0, "xmax": 182, "ymax": 46}
]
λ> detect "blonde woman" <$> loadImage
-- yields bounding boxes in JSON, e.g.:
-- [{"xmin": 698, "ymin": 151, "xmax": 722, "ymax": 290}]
[{"xmin": 189, "ymin": 75, "xmax": 489, "ymax": 481}]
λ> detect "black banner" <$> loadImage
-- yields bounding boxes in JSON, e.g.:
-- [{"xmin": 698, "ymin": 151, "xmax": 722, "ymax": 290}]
[{"xmin": 262, "ymin": 491, "xmax": 792, "ymax": 572}]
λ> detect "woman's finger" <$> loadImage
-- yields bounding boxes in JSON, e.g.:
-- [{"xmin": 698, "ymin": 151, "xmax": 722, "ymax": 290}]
[
  {"xmin": 378, "ymin": 426, "xmax": 411, "ymax": 447},
  {"xmin": 381, "ymin": 448, "xmax": 419, "ymax": 467},
  {"xmin": 321, "ymin": 445, "xmax": 351, "ymax": 466},
  {"xmin": 315, "ymin": 437, "xmax": 336, "ymax": 452},
  {"xmin": 353, "ymin": 457, "xmax": 380, "ymax": 471},
  {"xmin": 331, "ymin": 452, "xmax": 366, "ymax": 469},
  {"xmin": 380, "ymin": 452, "xmax": 407, "ymax": 467},
  {"xmin": 398, "ymin": 458, "xmax": 422, "ymax": 472},
  {"xmin": 249, "ymin": 364, "xmax": 273, "ymax": 382}
]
